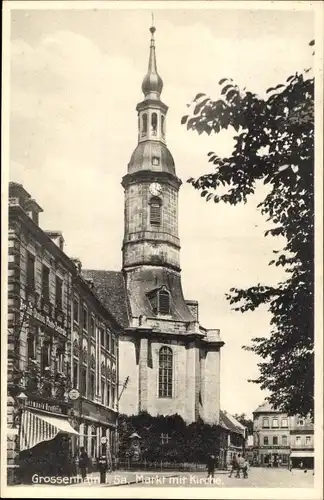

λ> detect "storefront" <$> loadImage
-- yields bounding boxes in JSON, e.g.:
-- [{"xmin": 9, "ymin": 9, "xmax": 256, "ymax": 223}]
[
  {"xmin": 290, "ymin": 450, "xmax": 314, "ymax": 469},
  {"xmin": 72, "ymin": 398, "xmax": 117, "ymax": 471},
  {"xmin": 258, "ymin": 448, "xmax": 290, "ymax": 467},
  {"xmin": 17, "ymin": 399, "xmax": 78, "ymax": 483}
]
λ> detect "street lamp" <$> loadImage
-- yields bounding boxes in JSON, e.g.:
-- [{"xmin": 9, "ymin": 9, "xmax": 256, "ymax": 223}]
[{"xmin": 14, "ymin": 392, "xmax": 27, "ymax": 483}]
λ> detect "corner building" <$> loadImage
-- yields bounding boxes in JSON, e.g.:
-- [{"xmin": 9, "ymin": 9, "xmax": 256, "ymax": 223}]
[{"xmin": 84, "ymin": 26, "xmax": 224, "ymax": 424}]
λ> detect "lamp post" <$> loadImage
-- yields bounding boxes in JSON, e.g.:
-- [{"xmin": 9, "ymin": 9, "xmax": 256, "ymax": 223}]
[{"xmin": 14, "ymin": 391, "xmax": 28, "ymax": 483}]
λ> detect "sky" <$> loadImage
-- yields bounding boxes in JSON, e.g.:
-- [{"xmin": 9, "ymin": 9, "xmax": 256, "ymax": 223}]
[{"xmin": 8, "ymin": 3, "xmax": 315, "ymax": 417}]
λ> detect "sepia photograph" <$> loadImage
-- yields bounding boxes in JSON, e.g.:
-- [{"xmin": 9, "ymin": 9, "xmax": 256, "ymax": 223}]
[{"xmin": 1, "ymin": 1, "xmax": 323, "ymax": 498}]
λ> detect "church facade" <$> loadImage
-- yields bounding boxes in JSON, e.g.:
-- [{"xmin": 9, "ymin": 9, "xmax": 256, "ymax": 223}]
[{"xmin": 84, "ymin": 25, "xmax": 224, "ymax": 425}]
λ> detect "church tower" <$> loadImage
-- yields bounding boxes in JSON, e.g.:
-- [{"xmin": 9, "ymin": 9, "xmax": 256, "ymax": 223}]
[
  {"xmin": 122, "ymin": 25, "xmax": 181, "ymax": 275},
  {"xmin": 85, "ymin": 25, "xmax": 224, "ymax": 426}
]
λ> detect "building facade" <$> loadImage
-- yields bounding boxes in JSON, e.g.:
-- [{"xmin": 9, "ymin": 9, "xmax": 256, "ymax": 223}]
[
  {"xmin": 252, "ymin": 401, "xmax": 314, "ymax": 468},
  {"xmin": 220, "ymin": 411, "xmax": 247, "ymax": 467},
  {"xmin": 289, "ymin": 415, "xmax": 314, "ymax": 469},
  {"xmin": 7, "ymin": 183, "xmax": 120, "ymax": 483},
  {"xmin": 83, "ymin": 25, "xmax": 224, "ymax": 425}
]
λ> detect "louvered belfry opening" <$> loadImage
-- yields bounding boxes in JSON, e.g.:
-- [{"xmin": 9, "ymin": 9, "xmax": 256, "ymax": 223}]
[
  {"xmin": 158, "ymin": 290, "xmax": 170, "ymax": 315},
  {"xmin": 149, "ymin": 196, "xmax": 162, "ymax": 226}
]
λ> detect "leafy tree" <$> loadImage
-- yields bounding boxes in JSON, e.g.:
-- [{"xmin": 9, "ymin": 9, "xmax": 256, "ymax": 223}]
[
  {"xmin": 181, "ymin": 41, "xmax": 314, "ymax": 418},
  {"xmin": 233, "ymin": 413, "xmax": 254, "ymax": 435}
]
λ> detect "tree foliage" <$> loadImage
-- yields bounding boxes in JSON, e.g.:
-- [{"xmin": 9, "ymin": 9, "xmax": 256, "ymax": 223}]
[
  {"xmin": 233, "ymin": 413, "xmax": 254, "ymax": 435},
  {"xmin": 182, "ymin": 42, "xmax": 314, "ymax": 418},
  {"xmin": 118, "ymin": 412, "xmax": 229, "ymax": 463}
]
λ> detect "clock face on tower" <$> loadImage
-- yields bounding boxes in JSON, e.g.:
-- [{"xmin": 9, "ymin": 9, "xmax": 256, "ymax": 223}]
[{"xmin": 149, "ymin": 182, "xmax": 162, "ymax": 196}]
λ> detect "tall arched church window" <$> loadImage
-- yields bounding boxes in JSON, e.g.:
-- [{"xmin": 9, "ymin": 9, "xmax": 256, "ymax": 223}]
[
  {"xmin": 158, "ymin": 346, "xmax": 173, "ymax": 398},
  {"xmin": 142, "ymin": 113, "xmax": 148, "ymax": 137},
  {"xmin": 161, "ymin": 115, "xmax": 165, "ymax": 137},
  {"xmin": 151, "ymin": 113, "xmax": 158, "ymax": 135},
  {"xmin": 149, "ymin": 196, "xmax": 162, "ymax": 226}
]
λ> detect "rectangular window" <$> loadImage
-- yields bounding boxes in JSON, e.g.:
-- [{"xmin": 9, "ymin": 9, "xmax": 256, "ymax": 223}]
[
  {"xmin": 111, "ymin": 335, "xmax": 115, "ymax": 355},
  {"xmin": 262, "ymin": 418, "xmax": 269, "ymax": 428},
  {"xmin": 90, "ymin": 317, "xmax": 95, "ymax": 338},
  {"xmin": 89, "ymin": 373, "xmax": 95, "ymax": 400},
  {"xmin": 83, "ymin": 306, "xmax": 88, "ymax": 331},
  {"xmin": 273, "ymin": 436, "xmax": 278, "ymax": 445},
  {"xmin": 73, "ymin": 297, "xmax": 79, "ymax": 324},
  {"xmin": 80, "ymin": 367, "xmax": 87, "ymax": 396},
  {"xmin": 26, "ymin": 252, "xmax": 35, "ymax": 290},
  {"xmin": 263, "ymin": 436, "xmax": 269, "ymax": 445},
  {"xmin": 56, "ymin": 276, "xmax": 63, "ymax": 310},
  {"xmin": 297, "ymin": 419, "xmax": 304, "ymax": 426},
  {"xmin": 152, "ymin": 156, "xmax": 160, "ymax": 166},
  {"xmin": 295, "ymin": 436, "xmax": 301, "ymax": 445},
  {"xmin": 106, "ymin": 330, "xmax": 110, "ymax": 352},
  {"xmin": 107, "ymin": 384, "xmax": 110, "ymax": 407},
  {"xmin": 41, "ymin": 341, "xmax": 51, "ymax": 374},
  {"xmin": 282, "ymin": 435, "xmax": 288, "ymax": 446},
  {"xmin": 272, "ymin": 418, "xmax": 279, "ymax": 428},
  {"xmin": 281, "ymin": 418, "xmax": 288, "ymax": 428},
  {"xmin": 100, "ymin": 328, "xmax": 105, "ymax": 348},
  {"xmin": 305, "ymin": 436, "xmax": 311, "ymax": 445},
  {"xmin": 42, "ymin": 265, "xmax": 50, "ymax": 303},
  {"xmin": 27, "ymin": 327, "xmax": 37, "ymax": 359},
  {"xmin": 111, "ymin": 387, "xmax": 115, "ymax": 409},
  {"xmin": 73, "ymin": 361, "xmax": 78, "ymax": 389},
  {"xmin": 101, "ymin": 381, "xmax": 106, "ymax": 405}
]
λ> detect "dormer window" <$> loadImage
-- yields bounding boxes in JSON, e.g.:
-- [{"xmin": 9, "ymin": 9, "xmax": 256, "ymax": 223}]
[
  {"xmin": 148, "ymin": 288, "xmax": 171, "ymax": 315},
  {"xmin": 152, "ymin": 156, "xmax": 160, "ymax": 166}
]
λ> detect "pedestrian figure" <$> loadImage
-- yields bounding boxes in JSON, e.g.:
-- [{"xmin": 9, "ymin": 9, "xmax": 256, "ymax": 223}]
[
  {"xmin": 206, "ymin": 454, "xmax": 216, "ymax": 479},
  {"xmin": 79, "ymin": 447, "xmax": 89, "ymax": 481},
  {"xmin": 229, "ymin": 454, "xmax": 238, "ymax": 478},
  {"xmin": 242, "ymin": 458, "xmax": 249, "ymax": 479},
  {"xmin": 299, "ymin": 461, "xmax": 304, "ymax": 470},
  {"xmin": 235, "ymin": 454, "xmax": 245, "ymax": 478}
]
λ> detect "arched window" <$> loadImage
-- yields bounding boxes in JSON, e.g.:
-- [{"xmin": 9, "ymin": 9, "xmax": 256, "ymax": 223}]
[
  {"xmin": 158, "ymin": 346, "xmax": 173, "ymax": 398},
  {"xmin": 151, "ymin": 113, "xmax": 158, "ymax": 135},
  {"xmin": 142, "ymin": 113, "xmax": 148, "ymax": 136},
  {"xmin": 161, "ymin": 115, "xmax": 165, "ymax": 137},
  {"xmin": 149, "ymin": 196, "xmax": 162, "ymax": 226}
]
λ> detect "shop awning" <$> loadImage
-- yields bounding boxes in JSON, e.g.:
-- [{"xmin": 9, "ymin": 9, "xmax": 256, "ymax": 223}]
[
  {"xmin": 290, "ymin": 451, "xmax": 314, "ymax": 458},
  {"xmin": 20, "ymin": 410, "xmax": 79, "ymax": 452}
]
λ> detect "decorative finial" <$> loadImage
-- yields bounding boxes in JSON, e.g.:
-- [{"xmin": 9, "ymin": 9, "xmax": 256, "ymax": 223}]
[
  {"xmin": 141, "ymin": 16, "xmax": 163, "ymax": 98},
  {"xmin": 150, "ymin": 13, "xmax": 156, "ymax": 35}
]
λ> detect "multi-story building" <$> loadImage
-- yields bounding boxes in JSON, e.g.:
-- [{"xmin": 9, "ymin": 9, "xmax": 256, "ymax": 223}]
[
  {"xmin": 7, "ymin": 182, "xmax": 120, "ymax": 484},
  {"xmin": 252, "ymin": 401, "xmax": 314, "ymax": 468},
  {"xmin": 253, "ymin": 401, "xmax": 291, "ymax": 467},
  {"xmin": 289, "ymin": 415, "xmax": 314, "ymax": 469}
]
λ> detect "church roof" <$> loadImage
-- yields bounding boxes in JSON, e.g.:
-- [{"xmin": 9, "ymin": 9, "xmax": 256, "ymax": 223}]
[
  {"xmin": 82, "ymin": 270, "xmax": 129, "ymax": 327},
  {"xmin": 128, "ymin": 141, "xmax": 175, "ymax": 175}
]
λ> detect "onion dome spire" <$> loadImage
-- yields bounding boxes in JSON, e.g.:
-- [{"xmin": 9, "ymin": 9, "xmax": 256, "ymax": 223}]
[{"xmin": 141, "ymin": 24, "xmax": 163, "ymax": 100}]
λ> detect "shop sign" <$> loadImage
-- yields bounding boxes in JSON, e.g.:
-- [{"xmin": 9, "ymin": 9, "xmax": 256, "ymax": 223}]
[
  {"xmin": 27, "ymin": 399, "xmax": 65, "ymax": 415},
  {"xmin": 33, "ymin": 310, "xmax": 66, "ymax": 335}
]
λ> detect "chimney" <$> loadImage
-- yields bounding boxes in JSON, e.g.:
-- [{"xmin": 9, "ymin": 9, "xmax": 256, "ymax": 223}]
[{"xmin": 45, "ymin": 231, "xmax": 64, "ymax": 251}]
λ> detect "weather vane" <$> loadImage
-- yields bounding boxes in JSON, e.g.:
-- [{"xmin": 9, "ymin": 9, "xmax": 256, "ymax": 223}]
[{"xmin": 151, "ymin": 12, "xmax": 154, "ymax": 27}]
